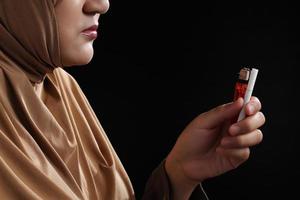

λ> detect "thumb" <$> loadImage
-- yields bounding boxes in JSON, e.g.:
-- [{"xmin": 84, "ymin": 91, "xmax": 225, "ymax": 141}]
[{"xmin": 197, "ymin": 97, "xmax": 244, "ymax": 129}]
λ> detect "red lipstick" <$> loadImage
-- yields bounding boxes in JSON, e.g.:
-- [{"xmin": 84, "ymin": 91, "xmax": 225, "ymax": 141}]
[{"xmin": 81, "ymin": 25, "xmax": 98, "ymax": 40}]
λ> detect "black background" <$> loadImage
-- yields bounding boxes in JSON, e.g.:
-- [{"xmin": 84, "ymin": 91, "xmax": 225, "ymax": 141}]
[{"xmin": 66, "ymin": 1, "xmax": 298, "ymax": 199}]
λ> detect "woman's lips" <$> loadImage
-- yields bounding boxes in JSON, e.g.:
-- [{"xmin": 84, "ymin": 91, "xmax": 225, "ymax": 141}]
[{"xmin": 81, "ymin": 25, "xmax": 98, "ymax": 40}]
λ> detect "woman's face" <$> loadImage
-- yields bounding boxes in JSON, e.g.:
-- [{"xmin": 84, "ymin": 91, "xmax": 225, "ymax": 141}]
[{"xmin": 55, "ymin": 0, "xmax": 109, "ymax": 66}]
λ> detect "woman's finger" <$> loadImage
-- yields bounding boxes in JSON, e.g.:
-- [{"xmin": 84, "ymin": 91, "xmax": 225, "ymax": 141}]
[
  {"xmin": 216, "ymin": 147, "xmax": 250, "ymax": 168},
  {"xmin": 245, "ymin": 96, "xmax": 262, "ymax": 116},
  {"xmin": 220, "ymin": 129, "xmax": 263, "ymax": 148},
  {"xmin": 229, "ymin": 112, "xmax": 265, "ymax": 136}
]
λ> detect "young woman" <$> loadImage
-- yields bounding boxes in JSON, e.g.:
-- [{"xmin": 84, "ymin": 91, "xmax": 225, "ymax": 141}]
[{"xmin": 0, "ymin": 0, "xmax": 265, "ymax": 199}]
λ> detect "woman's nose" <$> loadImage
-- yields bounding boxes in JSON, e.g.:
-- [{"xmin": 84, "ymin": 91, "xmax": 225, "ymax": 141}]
[{"xmin": 83, "ymin": 0, "xmax": 110, "ymax": 15}]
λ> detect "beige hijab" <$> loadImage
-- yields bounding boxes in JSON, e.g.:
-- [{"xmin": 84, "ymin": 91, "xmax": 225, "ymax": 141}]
[{"xmin": 0, "ymin": 0, "xmax": 134, "ymax": 199}]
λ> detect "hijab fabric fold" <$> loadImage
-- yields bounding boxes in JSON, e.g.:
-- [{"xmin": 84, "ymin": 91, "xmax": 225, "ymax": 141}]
[{"xmin": 0, "ymin": 0, "xmax": 134, "ymax": 199}]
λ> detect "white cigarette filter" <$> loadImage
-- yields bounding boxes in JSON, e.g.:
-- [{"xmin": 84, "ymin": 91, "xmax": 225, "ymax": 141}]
[{"xmin": 237, "ymin": 68, "xmax": 259, "ymax": 121}]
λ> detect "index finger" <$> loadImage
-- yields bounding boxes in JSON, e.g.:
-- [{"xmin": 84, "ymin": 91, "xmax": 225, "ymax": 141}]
[{"xmin": 245, "ymin": 96, "xmax": 262, "ymax": 116}]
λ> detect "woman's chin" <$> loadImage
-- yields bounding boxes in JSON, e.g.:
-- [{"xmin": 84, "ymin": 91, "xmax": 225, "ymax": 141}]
[{"xmin": 62, "ymin": 49, "xmax": 94, "ymax": 67}]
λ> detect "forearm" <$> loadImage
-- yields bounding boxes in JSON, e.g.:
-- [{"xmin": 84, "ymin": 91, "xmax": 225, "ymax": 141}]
[
  {"xmin": 142, "ymin": 159, "xmax": 209, "ymax": 200},
  {"xmin": 165, "ymin": 157, "xmax": 199, "ymax": 200}
]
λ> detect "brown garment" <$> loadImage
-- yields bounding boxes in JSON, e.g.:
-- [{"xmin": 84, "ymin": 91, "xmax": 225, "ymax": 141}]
[
  {"xmin": 0, "ymin": 0, "xmax": 134, "ymax": 199},
  {"xmin": 0, "ymin": 0, "xmax": 208, "ymax": 199}
]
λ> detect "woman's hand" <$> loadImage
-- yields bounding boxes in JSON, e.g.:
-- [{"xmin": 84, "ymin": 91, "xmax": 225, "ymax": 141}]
[{"xmin": 165, "ymin": 97, "xmax": 265, "ymax": 200}]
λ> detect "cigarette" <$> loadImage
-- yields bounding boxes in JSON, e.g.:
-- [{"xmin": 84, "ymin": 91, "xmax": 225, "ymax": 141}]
[{"xmin": 237, "ymin": 68, "xmax": 259, "ymax": 122}]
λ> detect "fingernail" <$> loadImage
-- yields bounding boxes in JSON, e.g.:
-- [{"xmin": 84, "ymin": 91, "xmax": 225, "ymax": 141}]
[
  {"xmin": 230, "ymin": 125, "xmax": 240, "ymax": 135},
  {"xmin": 248, "ymin": 104, "xmax": 254, "ymax": 113}
]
